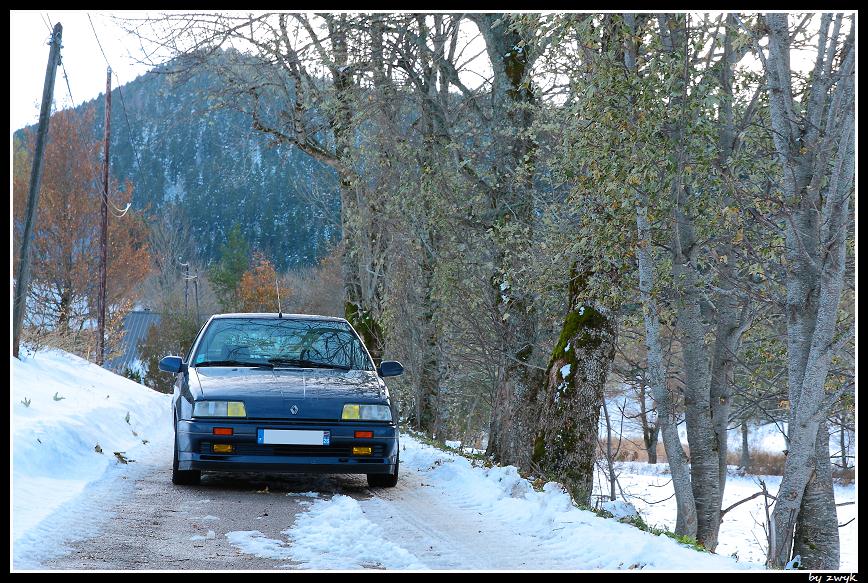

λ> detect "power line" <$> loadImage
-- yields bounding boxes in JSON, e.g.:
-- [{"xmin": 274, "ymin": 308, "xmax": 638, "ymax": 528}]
[
  {"xmin": 43, "ymin": 14, "xmax": 131, "ymax": 219},
  {"xmin": 114, "ymin": 83, "xmax": 143, "ymax": 174},
  {"xmin": 87, "ymin": 14, "xmax": 112, "ymax": 68},
  {"xmin": 87, "ymin": 14, "xmax": 144, "ymax": 179},
  {"xmin": 39, "ymin": 13, "xmax": 53, "ymax": 34}
]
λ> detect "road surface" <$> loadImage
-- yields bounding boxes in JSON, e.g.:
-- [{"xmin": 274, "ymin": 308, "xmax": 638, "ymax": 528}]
[{"xmin": 36, "ymin": 439, "xmax": 571, "ymax": 570}]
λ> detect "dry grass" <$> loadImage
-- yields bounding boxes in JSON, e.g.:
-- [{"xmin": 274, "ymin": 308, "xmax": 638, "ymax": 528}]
[
  {"xmin": 727, "ymin": 450, "xmax": 786, "ymax": 476},
  {"xmin": 608, "ymin": 438, "xmax": 667, "ymax": 463},
  {"xmin": 606, "ymin": 438, "xmax": 796, "ymax": 477},
  {"xmin": 832, "ymin": 465, "xmax": 855, "ymax": 485}
]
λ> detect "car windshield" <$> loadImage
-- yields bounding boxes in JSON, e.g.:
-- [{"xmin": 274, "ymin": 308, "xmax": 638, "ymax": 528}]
[{"xmin": 191, "ymin": 318, "xmax": 374, "ymax": 371}]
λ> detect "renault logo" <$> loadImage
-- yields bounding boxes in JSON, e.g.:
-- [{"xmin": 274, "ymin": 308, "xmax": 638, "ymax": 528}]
[{"xmin": 290, "ymin": 405, "xmax": 299, "ymax": 415}]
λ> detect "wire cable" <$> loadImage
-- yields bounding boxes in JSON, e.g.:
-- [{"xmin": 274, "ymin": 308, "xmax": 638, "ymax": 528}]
[
  {"xmin": 44, "ymin": 13, "xmax": 131, "ymax": 219},
  {"xmin": 88, "ymin": 13, "xmax": 144, "ymax": 184}
]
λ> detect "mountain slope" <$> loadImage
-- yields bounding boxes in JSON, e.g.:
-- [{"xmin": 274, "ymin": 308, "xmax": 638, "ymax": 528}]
[{"xmin": 14, "ymin": 60, "xmax": 341, "ymax": 270}]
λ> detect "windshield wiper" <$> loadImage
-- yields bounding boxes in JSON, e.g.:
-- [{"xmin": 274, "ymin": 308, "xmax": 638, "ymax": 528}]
[
  {"xmin": 267, "ymin": 357, "xmax": 351, "ymax": 371},
  {"xmin": 195, "ymin": 360, "xmax": 273, "ymax": 369}
]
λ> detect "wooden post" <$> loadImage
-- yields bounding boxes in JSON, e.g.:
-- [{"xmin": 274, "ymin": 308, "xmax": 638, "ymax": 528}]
[
  {"xmin": 185, "ymin": 262, "xmax": 190, "ymax": 315},
  {"xmin": 97, "ymin": 66, "xmax": 111, "ymax": 365},
  {"xmin": 13, "ymin": 22, "xmax": 63, "ymax": 359},
  {"xmin": 194, "ymin": 276, "xmax": 201, "ymax": 325}
]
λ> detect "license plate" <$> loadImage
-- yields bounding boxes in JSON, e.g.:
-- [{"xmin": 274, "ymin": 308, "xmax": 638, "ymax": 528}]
[{"xmin": 257, "ymin": 429, "xmax": 330, "ymax": 446}]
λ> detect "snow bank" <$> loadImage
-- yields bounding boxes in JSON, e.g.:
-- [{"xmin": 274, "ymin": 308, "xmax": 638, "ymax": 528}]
[
  {"xmin": 615, "ymin": 463, "xmax": 858, "ymax": 570},
  {"xmin": 12, "ymin": 348, "xmax": 171, "ymax": 547},
  {"xmin": 399, "ymin": 434, "xmax": 754, "ymax": 570},
  {"xmin": 601, "ymin": 499, "xmax": 640, "ymax": 522}
]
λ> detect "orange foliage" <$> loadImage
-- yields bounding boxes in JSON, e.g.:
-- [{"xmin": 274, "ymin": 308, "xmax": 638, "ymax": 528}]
[
  {"xmin": 13, "ymin": 108, "xmax": 151, "ymax": 331},
  {"xmin": 237, "ymin": 253, "xmax": 290, "ymax": 313}
]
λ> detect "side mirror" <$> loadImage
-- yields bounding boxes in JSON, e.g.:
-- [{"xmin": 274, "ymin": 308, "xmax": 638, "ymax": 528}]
[
  {"xmin": 159, "ymin": 355, "xmax": 187, "ymax": 374},
  {"xmin": 377, "ymin": 360, "xmax": 404, "ymax": 378}
]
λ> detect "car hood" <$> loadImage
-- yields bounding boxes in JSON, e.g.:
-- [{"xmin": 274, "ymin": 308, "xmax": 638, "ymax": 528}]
[{"xmin": 190, "ymin": 367, "xmax": 388, "ymax": 421}]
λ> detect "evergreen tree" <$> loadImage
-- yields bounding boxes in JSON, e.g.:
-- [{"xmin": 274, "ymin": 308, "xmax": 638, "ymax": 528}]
[{"xmin": 209, "ymin": 224, "xmax": 250, "ymax": 311}]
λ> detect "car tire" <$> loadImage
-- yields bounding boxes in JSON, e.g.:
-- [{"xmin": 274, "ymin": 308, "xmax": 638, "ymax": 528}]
[
  {"xmin": 367, "ymin": 456, "xmax": 399, "ymax": 488},
  {"xmin": 172, "ymin": 432, "xmax": 201, "ymax": 486}
]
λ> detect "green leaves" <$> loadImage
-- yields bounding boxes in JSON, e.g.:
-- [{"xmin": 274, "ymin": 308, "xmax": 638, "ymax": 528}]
[{"xmin": 208, "ymin": 225, "xmax": 252, "ymax": 312}]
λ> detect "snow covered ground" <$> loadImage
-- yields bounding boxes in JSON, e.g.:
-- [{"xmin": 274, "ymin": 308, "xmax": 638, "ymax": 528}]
[
  {"xmin": 610, "ymin": 462, "xmax": 857, "ymax": 570},
  {"xmin": 220, "ymin": 434, "xmax": 753, "ymax": 570},
  {"xmin": 11, "ymin": 347, "xmax": 857, "ymax": 571},
  {"xmin": 11, "ymin": 347, "xmax": 173, "ymax": 566}
]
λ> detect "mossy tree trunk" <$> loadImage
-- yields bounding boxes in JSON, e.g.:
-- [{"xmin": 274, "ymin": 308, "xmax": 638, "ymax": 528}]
[{"xmin": 532, "ymin": 268, "xmax": 617, "ymax": 507}]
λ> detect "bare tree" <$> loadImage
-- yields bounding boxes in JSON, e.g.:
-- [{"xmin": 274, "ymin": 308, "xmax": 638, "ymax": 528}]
[{"xmin": 747, "ymin": 13, "xmax": 854, "ymax": 569}]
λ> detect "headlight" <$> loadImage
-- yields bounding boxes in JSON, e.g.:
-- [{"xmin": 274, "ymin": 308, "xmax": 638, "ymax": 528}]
[
  {"xmin": 342, "ymin": 403, "xmax": 392, "ymax": 421},
  {"xmin": 193, "ymin": 401, "xmax": 247, "ymax": 417}
]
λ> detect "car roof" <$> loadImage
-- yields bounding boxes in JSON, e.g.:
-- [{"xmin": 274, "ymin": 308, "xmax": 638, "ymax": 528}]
[{"xmin": 210, "ymin": 312, "xmax": 348, "ymax": 323}]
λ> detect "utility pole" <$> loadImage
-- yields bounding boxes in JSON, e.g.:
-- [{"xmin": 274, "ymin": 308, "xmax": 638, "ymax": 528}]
[
  {"xmin": 13, "ymin": 23, "xmax": 63, "ymax": 359},
  {"xmin": 194, "ymin": 276, "xmax": 201, "ymax": 325},
  {"xmin": 185, "ymin": 262, "xmax": 190, "ymax": 315},
  {"xmin": 179, "ymin": 258, "xmax": 190, "ymax": 316},
  {"xmin": 96, "ymin": 66, "xmax": 111, "ymax": 366}
]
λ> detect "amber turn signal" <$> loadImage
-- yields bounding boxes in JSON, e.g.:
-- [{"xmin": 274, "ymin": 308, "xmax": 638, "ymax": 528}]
[{"xmin": 352, "ymin": 446, "xmax": 372, "ymax": 455}]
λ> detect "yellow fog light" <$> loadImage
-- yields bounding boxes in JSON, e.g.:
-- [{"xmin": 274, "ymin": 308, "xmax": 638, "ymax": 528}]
[
  {"xmin": 352, "ymin": 446, "xmax": 372, "ymax": 456},
  {"xmin": 227, "ymin": 402, "xmax": 246, "ymax": 417},
  {"xmin": 213, "ymin": 444, "xmax": 234, "ymax": 453},
  {"xmin": 194, "ymin": 401, "xmax": 247, "ymax": 418},
  {"xmin": 341, "ymin": 403, "xmax": 392, "ymax": 421}
]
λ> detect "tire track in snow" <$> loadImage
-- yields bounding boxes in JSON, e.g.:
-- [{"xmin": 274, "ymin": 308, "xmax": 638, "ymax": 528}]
[{"xmin": 360, "ymin": 470, "xmax": 577, "ymax": 570}]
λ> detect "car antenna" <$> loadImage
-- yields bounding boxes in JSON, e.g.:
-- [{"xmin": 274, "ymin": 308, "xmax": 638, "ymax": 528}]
[{"xmin": 275, "ymin": 274, "xmax": 283, "ymax": 318}]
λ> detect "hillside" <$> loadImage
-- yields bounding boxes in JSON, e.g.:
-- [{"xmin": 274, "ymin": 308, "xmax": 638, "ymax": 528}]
[{"xmin": 13, "ymin": 58, "xmax": 341, "ymax": 270}]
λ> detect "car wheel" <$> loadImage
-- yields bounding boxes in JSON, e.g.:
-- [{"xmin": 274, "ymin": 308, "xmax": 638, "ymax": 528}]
[
  {"xmin": 172, "ymin": 431, "xmax": 201, "ymax": 486},
  {"xmin": 367, "ymin": 456, "xmax": 399, "ymax": 488}
]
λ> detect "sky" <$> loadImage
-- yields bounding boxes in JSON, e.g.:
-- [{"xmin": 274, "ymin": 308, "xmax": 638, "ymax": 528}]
[
  {"xmin": 8, "ymin": 10, "xmax": 490, "ymax": 134},
  {"xmin": 9, "ymin": 11, "xmax": 161, "ymax": 132},
  {"xmin": 9, "ymin": 11, "xmax": 844, "ymax": 134}
]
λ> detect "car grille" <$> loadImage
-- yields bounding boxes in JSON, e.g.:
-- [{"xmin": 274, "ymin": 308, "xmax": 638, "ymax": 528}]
[{"xmin": 200, "ymin": 442, "xmax": 386, "ymax": 457}]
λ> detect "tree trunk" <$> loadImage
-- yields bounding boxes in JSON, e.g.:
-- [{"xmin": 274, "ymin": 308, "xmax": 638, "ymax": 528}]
[
  {"xmin": 792, "ymin": 422, "xmax": 839, "ymax": 569},
  {"xmin": 639, "ymin": 383, "xmax": 659, "ymax": 464},
  {"xmin": 626, "ymin": 13, "xmax": 696, "ymax": 537},
  {"xmin": 674, "ymin": 263, "xmax": 722, "ymax": 551},
  {"xmin": 471, "ymin": 14, "xmax": 541, "ymax": 467},
  {"xmin": 533, "ymin": 273, "xmax": 616, "ymax": 507},
  {"xmin": 663, "ymin": 11, "xmax": 724, "ymax": 548},
  {"xmin": 647, "ymin": 424, "xmax": 660, "ymax": 464},
  {"xmin": 838, "ymin": 410, "xmax": 848, "ymax": 470},
  {"xmin": 740, "ymin": 421, "xmax": 750, "ymax": 473},
  {"xmin": 601, "ymin": 398, "xmax": 617, "ymax": 500},
  {"xmin": 635, "ymin": 191, "xmax": 696, "ymax": 538},
  {"xmin": 415, "ymin": 245, "xmax": 442, "ymax": 438}
]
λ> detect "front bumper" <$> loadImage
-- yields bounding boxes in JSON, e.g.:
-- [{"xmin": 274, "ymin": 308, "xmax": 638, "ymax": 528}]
[{"xmin": 177, "ymin": 419, "xmax": 398, "ymax": 475}]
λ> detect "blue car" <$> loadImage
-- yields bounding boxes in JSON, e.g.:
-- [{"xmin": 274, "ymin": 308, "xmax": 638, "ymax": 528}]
[{"xmin": 158, "ymin": 313, "xmax": 403, "ymax": 488}]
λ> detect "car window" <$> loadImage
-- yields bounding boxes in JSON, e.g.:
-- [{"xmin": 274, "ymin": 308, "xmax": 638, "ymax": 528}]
[{"xmin": 191, "ymin": 318, "xmax": 374, "ymax": 371}]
